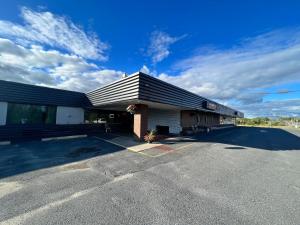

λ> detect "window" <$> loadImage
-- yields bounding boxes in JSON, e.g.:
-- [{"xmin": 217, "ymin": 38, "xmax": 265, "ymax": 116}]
[
  {"xmin": 6, "ymin": 103, "xmax": 56, "ymax": 125},
  {"xmin": 85, "ymin": 111, "xmax": 100, "ymax": 124}
]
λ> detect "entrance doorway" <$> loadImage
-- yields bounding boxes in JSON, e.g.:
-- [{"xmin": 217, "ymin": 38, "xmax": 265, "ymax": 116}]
[{"xmin": 85, "ymin": 110, "xmax": 133, "ymax": 133}]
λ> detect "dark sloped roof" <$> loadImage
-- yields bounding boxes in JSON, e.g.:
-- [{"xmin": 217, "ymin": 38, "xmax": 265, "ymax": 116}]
[
  {"xmin": 87, "ymin": 72, "xmax": 244, "ymax": 117},
  {"xmin": 0, "ymin": 72, "xmax": 243, "ymax": 117},
  {"xmin": 0, "ymin": 80, "xmax": 92, "ymax": 108}
]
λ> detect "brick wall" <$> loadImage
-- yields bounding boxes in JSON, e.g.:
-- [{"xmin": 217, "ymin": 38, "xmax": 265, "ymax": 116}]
[
  {"xmin": 181, "ymin": 110, "xmax": 221, "ymax": 128},
  {"xmin": 134, "ymin": 104, "xmax": 148, "ymax": 140},
  {"xmin": 148, "ymin": 109, "xmax": 181, "ymax": 134}
]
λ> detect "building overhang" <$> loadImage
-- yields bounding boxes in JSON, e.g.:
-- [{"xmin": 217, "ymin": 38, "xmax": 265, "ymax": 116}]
[
  {"xmin": 90, "ymin": 99, "xmax": 189, "ymax": 111},
  {"xmin": 86, "ymin": 72, "xmax": 244, "ymax": 118}
]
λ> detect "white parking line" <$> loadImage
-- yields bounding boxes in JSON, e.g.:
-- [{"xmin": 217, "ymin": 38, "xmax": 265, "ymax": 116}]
[
  {"xmin": 0, "ymin": 188, "xmax": 96, "ymax": 225},
  {"xmin": 93, "ymin": 136, "xmax": 127, "ymax": 149},
  {"xmin": 174, "ymin": 143, "xmax": 195, "ymax": 151},
  {"xmin": 93, "ymin": 136, "xmax": 156, "ymax": 157}
]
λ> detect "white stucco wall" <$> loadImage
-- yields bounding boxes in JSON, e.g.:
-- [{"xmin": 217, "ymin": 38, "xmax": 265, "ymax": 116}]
[
  {"xmin": 0, "ymin": 102, "xmax": 8, "ymax": 126},
  {"xmin": 148, "ymin": 109, "xmax": 182, "ymax": 134},
  {"xmin": 56, "ymin": 106, "xmax": 84, "ymax": 125}
]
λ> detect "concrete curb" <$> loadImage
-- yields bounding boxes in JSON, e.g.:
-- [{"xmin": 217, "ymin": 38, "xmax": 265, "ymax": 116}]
[
  {"xmin": 42, "ymin": 135, "xmax": 87, "ymax": 141},
  {"xmin": 0, "ymin": 141, "xmax": 11, "ymax": 145}
]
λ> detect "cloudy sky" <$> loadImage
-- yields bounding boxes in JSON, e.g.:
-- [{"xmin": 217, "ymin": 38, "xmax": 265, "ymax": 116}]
[{"xmin": 0, "ymin": 1, "xmax": 300, "ymax": 118}]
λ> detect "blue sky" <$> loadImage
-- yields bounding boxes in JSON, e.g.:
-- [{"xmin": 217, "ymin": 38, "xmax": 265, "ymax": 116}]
[{"xmin": 0, "ymin": 0, "xmax": 300, "ymax": 117}]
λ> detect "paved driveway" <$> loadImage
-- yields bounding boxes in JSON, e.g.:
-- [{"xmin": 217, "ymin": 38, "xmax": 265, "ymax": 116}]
[
  {"xmin": 0, "ymin": 135, "xmax": 124, "ymax": 179},
  {"xmin": 0, "ymin": 127, "xmax": 299, "ymax": 225}
]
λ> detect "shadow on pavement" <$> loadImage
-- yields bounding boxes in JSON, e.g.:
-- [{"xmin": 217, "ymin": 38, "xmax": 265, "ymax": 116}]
[
  {"xmin": 1, "ymin": 127, "xmax": 299, "ymax": 179},
  {"xmin": 194, "ymin": 126, "xmax": 300, "ymax": 151},
  {"xmin": 162, "ymin": 126, "xmax": 300, "ymax": 151},
  {"xmin": 224, "ymin": 146, "xmax": 247, "ymax": 150},
  {"xmin": 0, "ymin": 134, "xmax": 125, "ymax": 179}
]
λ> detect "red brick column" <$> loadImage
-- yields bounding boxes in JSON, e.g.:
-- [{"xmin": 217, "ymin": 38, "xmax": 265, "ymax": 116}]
[{"xmin": 133, "ymin": 104, "xmax": 148, "ymax": 140}]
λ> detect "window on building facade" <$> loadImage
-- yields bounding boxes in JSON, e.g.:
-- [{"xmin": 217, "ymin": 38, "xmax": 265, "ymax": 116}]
[
  {"xmin": 6, "ymin": 103, "xmax": 56, "ymax": 125},
  {"xmin": 85, "ymin": 111, "xmax": 100, "ymax": 124}
]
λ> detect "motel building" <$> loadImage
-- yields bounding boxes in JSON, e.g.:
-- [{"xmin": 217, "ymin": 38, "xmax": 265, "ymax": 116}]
[{"xmin": 0, "ymin": 72, "xmax": 243, "ymax": 142}]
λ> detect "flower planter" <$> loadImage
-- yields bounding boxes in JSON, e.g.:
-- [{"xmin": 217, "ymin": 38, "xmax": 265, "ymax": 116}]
[{"xmin": 126, "ymin": 104, "xmax": 136, "ymax": 114}]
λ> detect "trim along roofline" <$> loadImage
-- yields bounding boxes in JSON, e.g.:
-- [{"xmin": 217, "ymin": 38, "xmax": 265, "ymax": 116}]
[
  {"xmin": 87, "ymin": 72, "xmax": 244, "ymax": 118},
  {"xmin": 0, "ymin": 72, "xmax": 243, "ymax": 118}
]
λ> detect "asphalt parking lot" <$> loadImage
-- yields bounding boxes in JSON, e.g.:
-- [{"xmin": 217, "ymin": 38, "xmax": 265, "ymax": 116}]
[{"xmin": 0, "ymin": 127, "xmax": 299, "ymax": 225}]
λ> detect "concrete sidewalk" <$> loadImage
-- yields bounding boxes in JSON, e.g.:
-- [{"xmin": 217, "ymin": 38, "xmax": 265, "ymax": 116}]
[{"xmin": 94, "ymin": 135, "xmax": 176, "ymax": 157}]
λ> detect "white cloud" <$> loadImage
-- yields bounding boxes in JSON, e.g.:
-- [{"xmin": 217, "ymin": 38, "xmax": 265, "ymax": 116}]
[
  {"xmin": 0, "ymin": 8, "xmax": 122, "ymax": 92},
  {"xmin": 140, "ymin": 65, "xmax": 151, "ymax": 74},
  {"xmin": 157, "ymin": 29, "xmax": 300, "ymax": 110},
  {"xmin": 0, "ymin": 38, "xmax": 122, "ymax": 92},
  {"xmin": 238, "ymin": 99, "xmax": 300, "ymax": 118},
  {"xmin": 0, "ymin": 7, "xmax": 108, "ymax": 60},
  {"xmin": 56, "ymin": 69, "xmax": 123, "ymax": 91},
  {"xmin": 147, "ymin": 31, "xmax": 184, "ymax": 64},
  {"xmin": 139, "ymin": 64, "xmax": 157, "ymax": 76},
  {"xmin": 1, "ymin": 7, "xmax": 299, "ymax": 118}
]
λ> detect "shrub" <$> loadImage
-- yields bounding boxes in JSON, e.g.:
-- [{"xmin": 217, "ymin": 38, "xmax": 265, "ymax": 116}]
[{"xmin": 144, "ymin": 130, "xmax": 157, "ymax": 143}]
